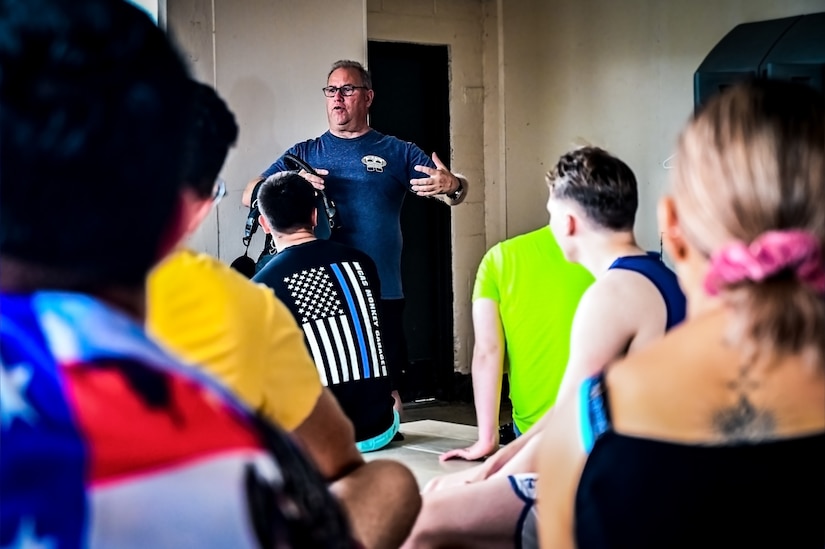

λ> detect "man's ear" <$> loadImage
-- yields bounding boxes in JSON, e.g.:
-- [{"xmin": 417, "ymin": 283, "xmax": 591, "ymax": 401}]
[
  {"xmin": 564, "ymin": 213, "xmax": 576, "ymax": 237},
  {"xmin": 311, "ymin": 208, "xmax": 319, "ymax": 229},
  {"xmin": 365, "ymin": 88, "xmax": 375, "ymax": 109},
  {"xmin": 173, "ymin": 188, "xmax": 213, "ymax": 242},
  {"xmin": 259, "ymin": 214, "xmax": 273, "ymax": 235},
  {"xmin": 658, "ymin": 195, "xmax": 688, "ymax": 262}
]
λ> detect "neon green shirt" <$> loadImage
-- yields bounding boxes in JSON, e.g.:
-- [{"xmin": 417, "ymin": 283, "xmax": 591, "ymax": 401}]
[{"xmin": 473, "ymin": 227, "xmax": 594, "ymax": 433}]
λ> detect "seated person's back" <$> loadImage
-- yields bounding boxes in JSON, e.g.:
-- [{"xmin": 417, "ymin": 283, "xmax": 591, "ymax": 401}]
[
  {"xmin": 146, "ymin": 80, "xmax": 420, "ymax": 549},
  {"xmin": 254, "ymin": 172, "xmax": 398, "ymax": 451},
  {"xmin": 538, "ymin": 79, "xmax": 825, "ymax": 549},
  {"xmin": 0, "ymin": 2, "xmax": 349, "ymax": 546}
]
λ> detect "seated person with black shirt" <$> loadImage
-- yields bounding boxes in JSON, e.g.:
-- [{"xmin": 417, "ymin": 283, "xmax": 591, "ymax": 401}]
[{"xmin": 254, "ymin": 172, "xmax": 398, "ymax": 452}]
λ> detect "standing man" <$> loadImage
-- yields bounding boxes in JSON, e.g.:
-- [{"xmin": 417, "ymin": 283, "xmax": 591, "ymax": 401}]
[
  {"xmin": 440, "ymin": 227, "xmax": 594, "ymax": 461},
  {"xmin": 254, "ymin": 172, "xmax": 398, "ymax": 453},
  {"xmin": 243, "ymin": 60, "xmax": 468, "ymax": 411}
]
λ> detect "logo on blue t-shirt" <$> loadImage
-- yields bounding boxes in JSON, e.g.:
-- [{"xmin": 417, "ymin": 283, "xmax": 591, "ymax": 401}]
[{"xmin": 361, "ymin": 155, "xmax": 387, "ymax": 173}]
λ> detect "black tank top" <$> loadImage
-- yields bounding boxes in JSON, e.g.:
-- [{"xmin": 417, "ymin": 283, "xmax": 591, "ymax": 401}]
[{"xmin": 575, "ymin": 373, "xmax": 825, "ymax": 548}]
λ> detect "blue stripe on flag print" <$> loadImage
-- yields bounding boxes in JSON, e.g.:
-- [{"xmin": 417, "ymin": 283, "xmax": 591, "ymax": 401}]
[
  {"xmin": 340, "ymin": 262, "xmax": 385, "ymax": 377},
  {"xmin": 330, "ymin": 263, "xmax": 371, "ymax": 379}
]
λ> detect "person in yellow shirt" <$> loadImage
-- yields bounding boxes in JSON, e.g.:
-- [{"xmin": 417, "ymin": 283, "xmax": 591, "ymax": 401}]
[{"xmin": 147, "ymin": 81, "xmax": 420, "ymax": 549}]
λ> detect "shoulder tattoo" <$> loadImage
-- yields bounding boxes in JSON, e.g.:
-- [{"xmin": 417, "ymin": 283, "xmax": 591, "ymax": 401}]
[{"xmin": 711, "ymin": 364, "xmax": 776, "ymax": 442}]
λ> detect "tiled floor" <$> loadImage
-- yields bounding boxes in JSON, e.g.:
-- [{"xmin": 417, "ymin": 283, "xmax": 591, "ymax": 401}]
[
  {"xmin": 364, "ymin": 400, "xmax": 513, "ymax": 488},
  {"xmin": 363, "ymin": 420, "xmax": 480, "ymax": 487}
]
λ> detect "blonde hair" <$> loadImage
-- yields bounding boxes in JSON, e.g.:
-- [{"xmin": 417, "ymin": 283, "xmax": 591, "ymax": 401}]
[{"xmin": 672, "ymin": 80, "xmax": 825, "ymax": 366}]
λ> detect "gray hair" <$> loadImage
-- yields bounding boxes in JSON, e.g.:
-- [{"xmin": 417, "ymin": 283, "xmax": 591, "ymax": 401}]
[{"xmin": 327, "ymin": 59, "xmax": 372, "ymax": 89}]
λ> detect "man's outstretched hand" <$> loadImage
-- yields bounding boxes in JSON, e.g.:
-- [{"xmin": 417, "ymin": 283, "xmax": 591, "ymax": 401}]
[{"xmin": 412, "ymin": 152, "xmax": 459, "ymax": 197}]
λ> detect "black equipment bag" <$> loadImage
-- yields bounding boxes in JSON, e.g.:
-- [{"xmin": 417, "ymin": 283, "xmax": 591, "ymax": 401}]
[
  {"xmin": 230, "ymin": 154, "xmax": 339, "ymax": 278},
  {"xmin": 282, "ymin": 153, "xmax": 339, "ymax": 240}
]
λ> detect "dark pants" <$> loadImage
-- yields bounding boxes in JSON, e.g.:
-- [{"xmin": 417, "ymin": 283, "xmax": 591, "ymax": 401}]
[{"xmin": 380, "ymin": 298, "xmax": 407, "ymax": 392}]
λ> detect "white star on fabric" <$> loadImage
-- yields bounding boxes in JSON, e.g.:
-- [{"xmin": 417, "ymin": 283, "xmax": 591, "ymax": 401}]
[
  {"xmin": 1, "ymin": 517, "xmax": 56, "ymax": 549},
  {"xmin": 0, "ymin": 363, "xmax": 38, "ymax": 429}
]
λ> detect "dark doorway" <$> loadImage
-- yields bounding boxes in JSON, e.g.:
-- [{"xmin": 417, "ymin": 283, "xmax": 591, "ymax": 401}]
[{"xmin": 367, "ymin": 41, "xmax": 454, "ymax": 403}]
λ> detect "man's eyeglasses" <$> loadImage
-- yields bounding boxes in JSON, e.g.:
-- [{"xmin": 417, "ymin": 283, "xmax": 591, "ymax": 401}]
[
  {"xmin": 212, "ymin": 177, "xmax": 227, "ymax": 206},
  {"xmin": 322, "ymin": 85, "xmax": 369, "ymax": 97}
]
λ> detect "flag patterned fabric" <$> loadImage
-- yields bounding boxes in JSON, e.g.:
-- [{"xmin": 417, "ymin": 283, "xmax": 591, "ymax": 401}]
[
  {"xmin": 284, "ymin": 261, "xmax": 387, "ymax": 387},
  {"xmin": 0, "ymin": 292, "xmax": 352, "ymax": 549}
]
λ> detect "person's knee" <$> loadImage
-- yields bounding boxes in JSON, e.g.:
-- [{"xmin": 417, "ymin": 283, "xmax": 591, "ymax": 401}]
[
  {"xmin": 331, "ymin": 459, "xmax": 421, "ymax": 549},
  {"xmin": 369, "ymin": 459, "xmax": 421, "ymax": 518}
]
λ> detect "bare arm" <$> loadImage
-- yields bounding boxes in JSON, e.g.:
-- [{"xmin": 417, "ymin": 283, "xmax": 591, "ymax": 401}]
[
  {"xmin": 554, "ymin": 278, "xmax": 637, "ymax": 403},
  {"xmin": 423, "ymin": 406, "xmax": 551, "ymax": 493},
  {"xmin": 537, "ymin": 389, "xmax": 586, "ymax": 549},
  {"xmin": 295, "ymin": 390, "xmax": 421, "ymax": 549},
  {"xmin": 440, "ymin": 299, "xmax": 504, "ymax": 461},
  {"xmin": 241, "ymin": 176, "xmax": 264, "ymax": 208},
  {"xmin": 433, "ymin": 279, "xmax": 638, "ymax": 483},
  {"xmin": 291, "ymin": 388, "xmax": 364, "ymax": 481}
]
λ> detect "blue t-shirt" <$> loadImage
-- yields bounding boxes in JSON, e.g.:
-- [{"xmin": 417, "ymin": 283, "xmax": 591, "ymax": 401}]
[{"xmin": 262, "ymin": 130, "xmax": 435, "ymax": 299}]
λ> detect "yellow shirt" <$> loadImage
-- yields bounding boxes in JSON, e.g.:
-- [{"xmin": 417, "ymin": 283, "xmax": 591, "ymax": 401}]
[{"xmin": 147, "ymin": 249, "xmax": 322, "ymax": 431}]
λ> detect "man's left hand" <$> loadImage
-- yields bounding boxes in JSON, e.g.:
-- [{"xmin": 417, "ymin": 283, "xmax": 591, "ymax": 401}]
[{"xmin": 412, "ymin": 151, "xmax": 459, "ymax": 197}]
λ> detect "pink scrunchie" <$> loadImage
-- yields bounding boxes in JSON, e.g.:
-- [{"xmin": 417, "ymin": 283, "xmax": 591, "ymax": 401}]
[{"xmin": 704, "ymin": 230, "xmax": 825, "ymax": 296}]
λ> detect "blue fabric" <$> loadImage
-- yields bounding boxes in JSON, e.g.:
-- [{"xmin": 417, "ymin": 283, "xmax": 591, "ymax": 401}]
[
  {"xmin": 1, "ymin": 292, "xmax": 355, "ymax": 548},
  {"xmin": 356, "ymin": 409, "xmax": 400, "ymax": 453},
  {"xmin": 1, "ymin": 295, "xmax": 88, "ymax": 548},
  {"xmin": 579, "ymin": 373, "xmax": 611, "ymax": 454},
  {"xmin": 261, "ymin": 130, "xmax": 434, "ymax": 299},
  {"xmin": 608, "ymin": 252, "xmax": 687, "ymax": 330}
]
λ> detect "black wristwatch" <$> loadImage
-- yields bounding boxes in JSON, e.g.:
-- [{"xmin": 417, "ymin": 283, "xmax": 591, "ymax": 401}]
[{"xmin": 446, "ymin": 178, "xmax": 465, "ymax": 201}]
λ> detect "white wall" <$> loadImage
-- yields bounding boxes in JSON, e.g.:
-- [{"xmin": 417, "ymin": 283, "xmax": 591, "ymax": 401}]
[
  {"xmin": 166, "ymin": 0, "xmax": 366, "ymax": 259},
  {"xmin": 494, "ymin": 0, "xmax": 825, "ymax": 251}
]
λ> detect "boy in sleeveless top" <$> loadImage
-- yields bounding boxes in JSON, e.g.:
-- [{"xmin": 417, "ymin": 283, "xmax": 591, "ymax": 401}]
[
  {"xmin": 404, "ymin": 149, "xmax": 685, "ymax": 548},
  {"xmin": 539, "ymin": 80, "xmax": 825, "ymax": 547}
]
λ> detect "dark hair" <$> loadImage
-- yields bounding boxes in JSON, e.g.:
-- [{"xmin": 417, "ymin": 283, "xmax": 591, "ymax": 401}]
[
  {"xmin": 546, "ymin": 147, "xmax": 638, "ymax": 231},
  {"xmin": 328, "ymin": 59, "xmax": 372, "ymax": 89},
  {"xmin": 184, "ymin": 81, "xmax": 239, "ymax": 198},
  {"xmin": 0, "ymin": 0, "xmax": 193, "ymax": 286},
  {"xmin": 257, "ymin": 172, "xmax": 317, "ymax": 234}
]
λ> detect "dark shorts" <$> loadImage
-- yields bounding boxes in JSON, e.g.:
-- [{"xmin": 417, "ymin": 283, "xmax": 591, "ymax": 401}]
[{"xmin": 380, "ymin": 298, "xmax": 406, "ymax": 391}]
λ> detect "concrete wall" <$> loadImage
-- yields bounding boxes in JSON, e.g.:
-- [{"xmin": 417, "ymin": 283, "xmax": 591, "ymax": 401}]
[
  {"xmin": 166, "ymin": 0, "xmax": 366, "ymax": 259},
  {"xmin": 368, "ymin": 0, "xmax": 486, "ymax": 373},
  {"xmin": 495, "ymin": 0, "xmax": 825, "ymax": 252}
]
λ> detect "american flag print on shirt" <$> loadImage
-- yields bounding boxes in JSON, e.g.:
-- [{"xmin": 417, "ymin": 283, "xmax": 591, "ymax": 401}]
[
  {"xmin": 284, "ymin": 261, "xmax": 386, "ymax": 387},
  {"xmin": 0, "ymin": 292, "xmax": 353, "ymax": 549}
]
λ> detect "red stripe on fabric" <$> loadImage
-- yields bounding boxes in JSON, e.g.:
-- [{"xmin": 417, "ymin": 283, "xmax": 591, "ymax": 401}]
[{"xmin": 63, "ymin": 361, "xmax": 262, "ymax": 482}]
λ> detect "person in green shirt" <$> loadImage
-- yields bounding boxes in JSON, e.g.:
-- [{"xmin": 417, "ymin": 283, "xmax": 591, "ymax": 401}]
[{"xmin": 441, "ymin": 226, "xmax": 594, "ymax": 462}]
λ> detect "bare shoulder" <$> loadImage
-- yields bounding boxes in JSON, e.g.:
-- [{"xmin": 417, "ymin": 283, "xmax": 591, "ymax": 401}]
[
  {"xmin": 601, "ymin": 267, "xmax": 669, "ymax": 343},
  {"xmin": 573, "ymin": 271, "xmax": 650, "ymax": 327}
]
